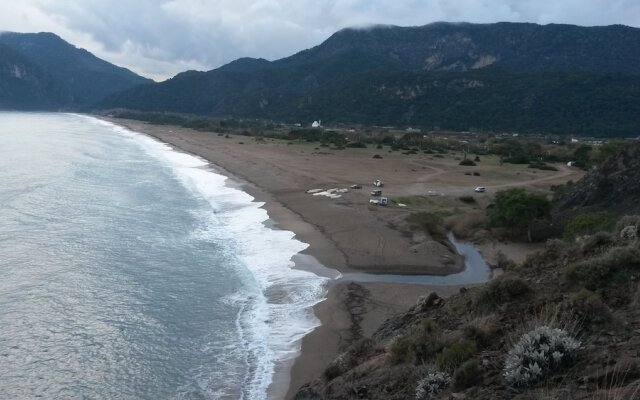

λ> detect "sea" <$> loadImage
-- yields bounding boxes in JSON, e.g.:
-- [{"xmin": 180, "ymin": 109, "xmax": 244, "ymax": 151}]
[{"xmin": 0, "ymin": 112, "xmax": 328, "ymax": 399}]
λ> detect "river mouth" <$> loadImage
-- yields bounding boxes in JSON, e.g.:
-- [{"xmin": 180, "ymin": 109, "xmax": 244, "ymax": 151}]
[{"xmin": 338, "ymin": 232, "xmax": 492, "ymax": 286}]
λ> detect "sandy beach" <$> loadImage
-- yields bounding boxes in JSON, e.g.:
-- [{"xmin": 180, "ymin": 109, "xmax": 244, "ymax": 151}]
[{"xmin": 103, "ymin": 118, "xmax": 583, "ymax": 398}]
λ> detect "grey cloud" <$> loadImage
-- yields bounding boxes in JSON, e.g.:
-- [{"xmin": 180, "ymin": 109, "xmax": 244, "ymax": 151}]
[{"xmin": 1, "ymin": 0, "xmax": 639, "ymax": 80}]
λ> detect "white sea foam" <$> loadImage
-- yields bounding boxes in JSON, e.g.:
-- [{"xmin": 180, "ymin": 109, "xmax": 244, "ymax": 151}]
[{"xmin": 90, "ymin": 116, "xmax": 329, "ymax": 400}]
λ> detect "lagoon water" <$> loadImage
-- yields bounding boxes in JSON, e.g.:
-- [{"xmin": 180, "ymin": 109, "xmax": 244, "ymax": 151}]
[{"xmin": 0, "ymin": 113, "xmax": 327, "ymax": 399}]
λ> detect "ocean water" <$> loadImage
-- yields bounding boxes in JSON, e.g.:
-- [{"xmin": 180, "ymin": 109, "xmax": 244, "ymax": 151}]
[{"xmin": 0, "ymin": 112, "xmax": 328, "ymax": 399}]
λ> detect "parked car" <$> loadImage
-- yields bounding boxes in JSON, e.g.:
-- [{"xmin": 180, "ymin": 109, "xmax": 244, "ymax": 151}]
[
  {"xmin": 350, "ymin": 184, "xmax": 362, "ymax": 189},
  {"xmin": 371, "ymin": 189, "xmax": 382, "ymax": 196},
  {"xmin": 379, "ymin": 197, "xmax": 388, "ymax": 206},
  {"xmin": 474, "ymin": 187, "xmax": 486, "ymax": 193}
]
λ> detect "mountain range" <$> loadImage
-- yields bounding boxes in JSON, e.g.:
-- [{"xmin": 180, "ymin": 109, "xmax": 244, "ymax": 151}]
[
  {"xmin": 99, "ymin": 22, "xmax": 640, "ymax": 136},
  {"xmin": 1, "ymin": 23, "xmax": 639, "ymax": 136},
  {"xmin": 0, "ymin": 32, "xmax": 150, "ymax": 110}
]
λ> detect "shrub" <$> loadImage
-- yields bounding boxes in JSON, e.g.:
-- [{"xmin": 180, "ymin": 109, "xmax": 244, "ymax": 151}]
[
  {"xmin": 474, "ymin": 155, "xmax": 481, "ymax": 162},
  {"xmin": 563, "ymin": 212, "xmax": 615, "ymax": 241},
  {"xmin": 528, "ymin": 162, "xmax": 558, "ymax": 171},
  {"xmin": 323, "ymin": 363, "xmax": 342, "ymax": 381},
  {"xmin": 436, "ymin": 340, "xmax": 477, "ymax": 370},
  {"xmin": 346, "ymin": 141, "xmax": 367, "ymax": 148},
  {"xmin": 389, "ymin": 336, "xmax": 414, "ymax": 364},
  {"xmin": 463, "ymin": 318, "xmax": 498, "ymax": 349},
  {"xmin": 565, "ymin": 245, "xmax": 640, "ymax": 289},
  {"xmin": 373, "ymin": 154, "xmax": 383, "ymax": 159},
  {"xmin": 459, "ymin": 196, "xmax": 477, "ymax": 204},
  {"xmin": 459, "ymin": 159, "xmax": 476, "ymax": 166},
  {"xmin": 452, "ymin": 359, "xmax": 481, "ymax": 390},
  {"xmin": 615, "ymin": 215, "xmax": 640, "ymax": 242},
  {"xmin": 478, "ymin": 275, "xmax": 530, "ymax": 305},
  {"xmin": 376, "ymin": 144, "xmax": 383, "ymax": 149},
  {"xmin": 389, "ymin": 319, "xmax": 443, "ymax": 364},
  {"xmin": 569, "ymin": 289, "xmax": 611, "ymax": 324},
  {"xmin": 576, "ymin": 231, "xmax": 613, "ymax": 254},
  {"xmin": 324, "ymin": 337, "xmax": 380, "ymax": 380},
  {"xmin": 450, "ymin": 211, "xmax": 485, "ymax": 239},
  {"xmin": 503, "ymin": 326, "xmax": 580, "ymax": 386},
  {"xmin": 406, "ymin": 212, "xmax": 446, "ymax": 239},
  {"xmin": 415, "ymin": 371, "xmax": 449, "ymax": 400}
]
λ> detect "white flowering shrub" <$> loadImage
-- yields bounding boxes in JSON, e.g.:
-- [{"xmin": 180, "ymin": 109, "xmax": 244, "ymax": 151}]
[
  {"xmin": 504, "ymin": 326, "xmax": 580, "ymax": 386},
  {"xmin": 415, "ymin": 371, "xmax": 449, "ymax": 399}
]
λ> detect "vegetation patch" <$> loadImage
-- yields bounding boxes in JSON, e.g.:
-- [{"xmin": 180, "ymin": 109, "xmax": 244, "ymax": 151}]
[
  {"xmin": 436, "ymin": 340, "xmax": 477, "ymax": 370},
  {"xmin": 389, "ymin": 319, "xmax": 443, "ymax": 364},
  {"xmin": 458, "ymin": 196, "xmax": 477, "ymax": 205},
  {"xmin": 459, "ymin": 159, "xmax": 477, "ymax": 166},
  {"xmin": 415, "ymin": 371, "xmax": 449, "ymax": 400},
  {"xmin": 503, "ymin": 326, "xmax": 580, "ymax": 387},
  {"xmin": 477, "ymin": 275, "xmax": 530, "ymax": 306},
  {"xmin": 324, "ymin": 337, "xmax": 381, "ymax": 380},
  {"xmin": 528, "ymin": 162, "xmax": 558, "ymax": 171},
  {"xmin": 406, "ymin": 212, "xmax": 446, "ymax": 239},
  {"xmin": 563, "ymin": 211, "xmax": 615, "ymax": 241},
  {"xmin": 565, "ymin": 245, "xmax": 640, "ymax": 290},
  {"xmin": 452, "ymin": 359, "xmax": 481, "ymax": 390},
  {"xmin": 488, "ymin": 188, "xmax": 551, "ymax": 242}
]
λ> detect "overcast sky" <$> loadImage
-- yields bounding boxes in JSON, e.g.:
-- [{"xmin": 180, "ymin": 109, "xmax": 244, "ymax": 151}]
[{"xmin": 1, "ymin": 0, "xmax": 638, "ymax": 81}]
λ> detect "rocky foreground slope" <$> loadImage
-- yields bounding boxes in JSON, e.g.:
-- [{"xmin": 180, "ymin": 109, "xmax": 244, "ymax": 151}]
[{"xmin": 295, "ymin": 147, "xmax": 640, "ymax": 399}]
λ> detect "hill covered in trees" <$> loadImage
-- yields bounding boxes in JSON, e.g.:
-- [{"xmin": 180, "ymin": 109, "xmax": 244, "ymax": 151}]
[
  {"xmin": 100, "ymin": 22, "xmax": 640, "ymax": 136},
  {"xmin": 0, "ymin": 32, "xmax": 151, "ymax": 110}
]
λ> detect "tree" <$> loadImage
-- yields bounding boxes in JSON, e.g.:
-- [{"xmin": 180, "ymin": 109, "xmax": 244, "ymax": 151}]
[
  {"xmin": 573, "ymin": 145, "xmax": 593, "ymax": 169},
  {"xmin": 488, "ymin": 188, "xmax": 551, "ymax": 242}
]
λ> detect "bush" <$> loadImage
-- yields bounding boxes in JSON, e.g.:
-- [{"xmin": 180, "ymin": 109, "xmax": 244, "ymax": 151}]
[
  {"xmin": 565, "ymin": 245, "xmax": 640, "ymax": 289},
  {"xmin": 459, "ymin": 196, "xmax": 477, "ymax": 204},
  {"xmin": 463, "ymin": 318, "xmax": 498, "ymax": 349},
  {"xmin": 503, "ymin": 326, "xmax": 581, "ymax": 386},
  {"xmin": 323, "ymin": 363, "xmax": 342, "ymax": 381},
  {"xmin": 452, "ymin": 359, "xmax": 481, "ymax": 390},
  {"xmin": 563, "ymin": 211, "xmax": 615, "ymax": 241},
  {"xmin": 406, "ymin": 212, "xmax": 446, "ymax": 239},
  {"xmin": 478, "ymin": 275, "xmax": 530, "ymax": 305},
  {"xmin": 474, "ymin": 155, "xmax": 481, "ymax": 162},
  {"xmin": 569, "ymin": 289, "xmax": 612, "ymax": 324},
  {"xmin": 324, "ymin": 337, "xmax": 380, "ymax": 380},
  {"xmin": 615, "ymin": 215, "xmax": 640, "ymax": 242},
  {"xmin": 389, "ymin": 319, "xmax": 443, "ymax": 364},
  {"xmin": 346, "ymin": 141, "xmax": 367, "ymax": 148},
  {"xmin": 459, "ymin": 159, "xmax": 476, "ymax": 166},
  {"xmin": 436, "ymin": 340, "xmax": 477, "ymax": 370},
  {"xmin": 373, "ymin": 154, "xmax": 383, "ymax": 159},
  {"xmin": 415, "ymin": 371, "xmax": 449, "ymax": 400},
  {"xmin": 528, "ymin": 162, "xmax": 558, "ymax": 171}
]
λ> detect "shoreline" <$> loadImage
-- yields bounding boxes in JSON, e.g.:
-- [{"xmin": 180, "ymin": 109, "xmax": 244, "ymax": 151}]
[{"xmin": 98, "ymin": 117, "xmax": 560, "ymax": 399}]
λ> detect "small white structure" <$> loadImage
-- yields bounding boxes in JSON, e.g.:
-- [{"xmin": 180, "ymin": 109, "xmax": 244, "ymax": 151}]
[
  {"xmin": 567, "ymin": 161, "xmax": 576, "ymax": 167},
  {"xmin": 311, "ymin": 120, "xmax": 322, "ymax": 128},
  {"xmin": 373, "ymin": 179, "xmax": 384, "ymax": 187},
  {"xmin": 571, "ymin": 138, "xmax": 579, "ymax": 143}
]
